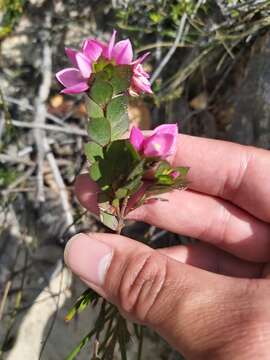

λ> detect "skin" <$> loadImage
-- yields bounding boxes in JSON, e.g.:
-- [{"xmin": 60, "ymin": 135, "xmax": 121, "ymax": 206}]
[{"xmin": 65, "ymin": 135, "xmax": 270, "ymax": 360}]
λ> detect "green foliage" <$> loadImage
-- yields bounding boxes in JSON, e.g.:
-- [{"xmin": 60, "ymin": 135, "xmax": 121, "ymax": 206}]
[
  {"xmin": 89, "ymin": 140, "xmax": 141, "ymax": 198},
  {"xmin": 86, "ymin": 98, "xmax": 104, "ymax": 118},
  {"xmin": 65, "ymin": 289, "xmax": 99, "ymax": 322},
  {"xmin": 0, "ymin": 167, "xmax": 18, "ymax": 188},
  {"xmin": 0, "ymin": 0, "xmax": 25, "ymax": 39},
  {"xmin": 84, "ymin": 142, "xmax": 103, "ymax": 164},
  {"xmin": 90, "ymin": 80, "xmax": 113, "ymax": 107},
  {"xmin": 110, "ymin": 65, "xmax": 132, "ymax": 95},
  {"xmin": 87, "ymin": 117, "xmax": 111, "ymax": 146},
  {"xmin": 106, "ymin": 95, "xmax": 129, "ymax": 141}
]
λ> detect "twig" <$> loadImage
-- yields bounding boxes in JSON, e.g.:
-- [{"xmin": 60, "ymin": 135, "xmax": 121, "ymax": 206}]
[
  {"xmin": 0, "ymin": 153, "xmax": 34, "ymax": 165},
  {"xmin": 137, "ymin": 42, "xmax": 193, "ymax": 53},
  {"xmin": 150, "ymin": 13, "xmax": 188, "ymax": 84},
  {"xmin": 2, "ymin": 167, "xmax": 35, "ymax": 196},
  {"xmin": 43, "ymin": 137, "xmax": 76, "ymax": 234},
  {"xmin": 0, "ymin": 281, "xmax": 11, "ymax": 321},
  {"xmin": 11, "ymin": 119, "xmax": 87, "ymax": 136},
  {"xmin": 33, "ymin": 13, "xmax": 52, "ymax": 202},
  {"xmin": 4, "ymin": 95, "xmax": 65, "ymax": 126}
]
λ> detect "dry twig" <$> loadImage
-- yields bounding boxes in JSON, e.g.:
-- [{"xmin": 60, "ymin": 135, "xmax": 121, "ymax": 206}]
[{"xmin": 33, "ymin": 13, "xmax": 52, "ymax": 202}]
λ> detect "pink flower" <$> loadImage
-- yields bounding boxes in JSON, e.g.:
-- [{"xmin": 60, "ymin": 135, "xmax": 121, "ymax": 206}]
[
  {"xmin": 56, "ymin": 30, "xmax": 152, "ymax": 95},
  {"xmin": 170, "ymin": 170, "xmax": 180, "ymax": 179},
  {"xmin": 55, "ymin": 43, "xmax": 102, "ymax": 94},
  {"xmin": 130, "ymin": 124, "xmax": 178, "ymax": 159},
  {"xmin": 130, "ymin": 53, "xmax": 152, "ymax": 95}
]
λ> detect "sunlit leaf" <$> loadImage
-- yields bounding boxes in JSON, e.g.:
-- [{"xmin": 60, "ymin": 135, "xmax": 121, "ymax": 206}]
[
  {"xmin": 65, "ymin": 289, "xmax": 99, "ymax": 322},
  {"xmin": 100, "ymin": 210, "xmax": 119, "ymax": 231},
  {"xmin": 84, "ymin": 141, "xmax": 103, "ymax": 163},
  {"xmin": 88, "ymin": 117, "xmax": 111, "ymax": 146},
  {"xmin": 90, "ymin": 80, "xmax": 113, "ymax": 106},
  {"xmin": 110, "ymin": 65, "xmax": 132, "ymax": 95},
  {"xmin": 107, "ymin": 95, "xmax": 129, "ymax": 140},
  {"xmin": 86, "ymin": 97, "xmax": 104, "ymax": 118}
]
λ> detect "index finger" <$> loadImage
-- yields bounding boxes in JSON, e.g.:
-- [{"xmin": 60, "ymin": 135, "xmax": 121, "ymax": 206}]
[{"xmin": 173, "ymin": 135, "xmax": 270, "ymax": 223}]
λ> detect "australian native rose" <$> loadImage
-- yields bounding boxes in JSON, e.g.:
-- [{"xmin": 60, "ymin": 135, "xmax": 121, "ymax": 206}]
[{"xmin": 56, "ymin": 30, "xmax": 189, "ymax": 360}]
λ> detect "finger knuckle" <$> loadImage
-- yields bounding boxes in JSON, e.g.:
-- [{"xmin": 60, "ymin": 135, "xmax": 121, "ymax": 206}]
[{"xmin": 117, "ymin": 251, "xmax": 168, "ymax": 324}]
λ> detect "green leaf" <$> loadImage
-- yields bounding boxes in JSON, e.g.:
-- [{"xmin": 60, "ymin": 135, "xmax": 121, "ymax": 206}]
[
  {"xmin": 100, "ymin": 210, "xmax": 119, "ymax": 231},
  {"xmin": 175, "ymin": 166, "xmax": 190, "ymax": 177},
  {"xmin": 126, "ymin": 141, "xmax": 141, "ymax": 162},
  {"xmin": 117, "ymin": 317, "xmax": 130, "ymax": 360},
  {"xmin": 126, "ymin": 176, "xmax": 142, "ymax": 192},
  {"xmin": 107, "ymin": 95, "xmax": 129, "ymax": 140},
  {"xmin": 155, "ymin": 160, "xmax": 171, "ymax": 177},
  {"xmin": 115, "ymin": 187, "xmax": 128, "ymax": 199},
  {"xmin": 88, "ymin": 117, "xmax": 111, "ymax": 146},
  {"xmin": 127, "ymin": 159, "xmax": 145, "ymax": 181},
  {"xmin": 156, "ymin": 174, "xmax": 174, "ymax": 185},
  {"xmin": 95, "ymin": 140, "xmax": 138, "ymax": 190},
  {"xmin": 84, "ymin": 141, "xmax": 103, "ymax": 163},
  {"xmin": 110, "ymin": 65, "xmax": 132, "ymax": 95},
  {"xmin": 65, "ymin": 329, "xmax": 95, "ymax": 360},
  {"xmin": 89, "ymin": 161, "xmax": 102, "ymax": 181},
  {"xmin": 86, "ymin": 97, "xmax": 104, "ymax": 118},
  {"xmin": 65, "ymin": 289, "xmax": 99, "ymax": 322},
  {"xmin": 90, "ymin": 80, "xmax": 113, "ymax": 106}
]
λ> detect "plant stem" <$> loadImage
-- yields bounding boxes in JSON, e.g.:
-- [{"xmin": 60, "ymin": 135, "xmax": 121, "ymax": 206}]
[{"xmin": 116, "ymin": 196, "xmax": 129, "ymax": 234}]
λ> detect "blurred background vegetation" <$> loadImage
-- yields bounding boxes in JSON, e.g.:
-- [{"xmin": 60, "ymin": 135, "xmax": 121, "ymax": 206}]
[{"xmin": 0, "ymin": 0, "xmax": 270, "ymax": 359}]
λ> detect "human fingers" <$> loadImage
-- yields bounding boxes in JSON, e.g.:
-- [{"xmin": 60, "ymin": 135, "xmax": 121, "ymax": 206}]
[
  {"xmin": 159, "ymin": 242, "xmax": 263, "ymax": 278},
  {"xmin": 172, "ymin": 135, "xmax": 270, "ymax": 223},
  {"xmin": 75, "ymin": 174, "xmax": 270, "ymax": 263},
  {"xmin": 64, "ymin": 232, "xmax": 270, "ymax": 360}
]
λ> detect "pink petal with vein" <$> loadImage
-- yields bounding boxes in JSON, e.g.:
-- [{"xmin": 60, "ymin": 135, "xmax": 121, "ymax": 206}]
[
  {"xmin": 65, "ymin": 48, "xmax": 78, "ymax": 67},
  {"xmin": 154, "ymin": 124, "xmax": 178, "ymax": 155},
  {"xmin": 143, "ymin": 133, "xmax": 175, "ymax": 158},
  {"xmin": 112, "ymin": 39, "xmax": 133, "ymax": 64},
  {"xmin": 56, "ymin": 68, "xmax": 83, "ymax": 87},
  {"xmin": 76, "ymin": 52, "xmax": 92, "ymax": 78},
  {"xmin": 130, "ymin": 126, "xmax": 145, "ymax": 152},
  {"xmin": 83, "ymin": 40, "xmax": 103, "ymax": 62},
  {"xmin": 61, "ymin": 82, "xmax": 89, "ymax": 94},
  {"xmin": 132, "ymin": 75, "xmax": 153, "ymax": 94},
  {"xmin": 104, "ymin": 29, "xmax": 117, "ymax": 60}
]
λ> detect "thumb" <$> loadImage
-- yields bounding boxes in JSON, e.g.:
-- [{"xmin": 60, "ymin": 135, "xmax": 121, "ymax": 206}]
[{"xmin": 64, "ymin": 233, "xmax": 232, "ymax": 357}]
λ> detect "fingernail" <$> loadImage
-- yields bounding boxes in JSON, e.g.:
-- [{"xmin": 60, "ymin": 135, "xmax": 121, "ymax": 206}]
[{"xmin": 64, "ymin": 233, "xmax": 113, "ymax": 286}]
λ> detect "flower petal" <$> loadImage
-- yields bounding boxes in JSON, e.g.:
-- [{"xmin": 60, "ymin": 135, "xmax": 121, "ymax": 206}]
[
  {"xmin": 65, "ymin": 48, "xmax": 78, "ymax": 67},
  {"xmin": 56, "ymin": 68, "xmax": 83, "ymax": 87},
  {"xmin": 75, "ymin": 52, "xmax": 92, "ymax": 78},
  {"xmin": 153, "ymin": 124, "xmax": 178, "ymax": 137},
  {"xmin": 104, "ymin": 29, "xmax": 116, "ymax": 59},
  {"xmin": 112, "ymin": 39, "xmax": 133, "ymax": 64},
  {"xmin": 130, "ymin": 126, "xmax": 144, "ymax": 152},
  {"xmin": 153, "ymin": 124, "xmax": 178, "ymax": 156},
  {"xmin": 132, "ymin": 75, "xmax": 153, "ymax": 94},
  {"xmin": 61, "ymin": 82, "xmax": 89, "ymax": 94},
  {"xmin": 143, "ymin": 133, "xmax": 175, "ymax": 158},
  {"xmin": 132, "ymin": 52, "xmax": 150, "ymax": 66},
  {"xmin": 83, "ymin": 40, "xmax": 103, "ymax": 62}
]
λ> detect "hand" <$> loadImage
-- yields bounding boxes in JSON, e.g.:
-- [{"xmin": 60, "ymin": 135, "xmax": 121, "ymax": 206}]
[{"xmin": 64, "ymin": 135, "xmax": 270, "ymax": 360}]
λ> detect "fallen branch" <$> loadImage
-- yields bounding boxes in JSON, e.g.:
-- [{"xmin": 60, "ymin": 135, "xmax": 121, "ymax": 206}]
[
  {"xmin": 33, "ymin": 13, "xmax": 52, "ymax": 202},
  {"xmin": 4, "ymin": 95, "xmax": 66, "ymax": 126},
  {"xmin": 11, "ymin": 119, "xmax": 87, "ymax": 136},
  {"xmin": 43, "ymin": 137, "xmax": 76, "ymax": 234},
  {"xmin": 150, "ymin": 13, "xmax": 188, "ymax": 84}
]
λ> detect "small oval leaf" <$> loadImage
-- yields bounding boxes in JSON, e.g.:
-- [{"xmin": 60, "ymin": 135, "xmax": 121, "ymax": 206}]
[
  {"xmin": 107, "ymin": 95, "xmax": 129, "ymax": 140},
  {"xmin": 88, "ymin": 117, "xmax": 111, "ymax": 146},
  {"xmin": 90, "ymin": 79, "xmax": 113, "ymax": 106},
  {"xmin": 86, "ymin": 97, "xmax": 104, "ymax": 118}
]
